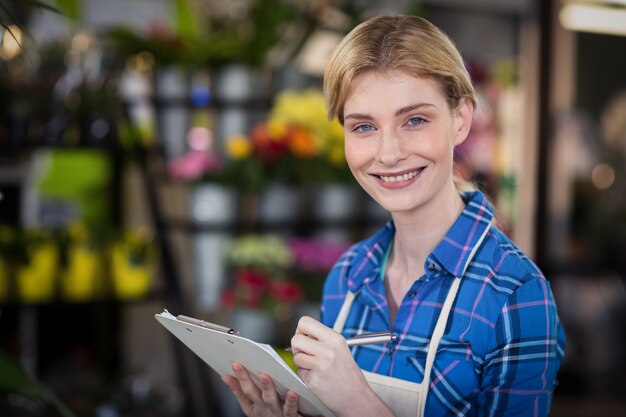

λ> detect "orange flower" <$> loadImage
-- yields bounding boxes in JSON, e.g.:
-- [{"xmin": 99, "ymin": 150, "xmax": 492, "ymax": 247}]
[
  {"xmin": 288, "ymin": 126, "xmax": 317, "ymax": 158},
  {"xmin": 250, "ymin": 123, "xmax": 272, "ymax": 148}
]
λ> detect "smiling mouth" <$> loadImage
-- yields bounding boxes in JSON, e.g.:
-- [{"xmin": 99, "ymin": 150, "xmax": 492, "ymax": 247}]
[{"xmin": 376, "ymin": 167, "xmax": 425, "ymax": 183}]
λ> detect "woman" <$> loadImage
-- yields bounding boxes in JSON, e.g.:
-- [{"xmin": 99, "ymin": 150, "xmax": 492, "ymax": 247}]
[{"xmin": 222, "ymin": 15, "xmax": 566, "ymax": 417}]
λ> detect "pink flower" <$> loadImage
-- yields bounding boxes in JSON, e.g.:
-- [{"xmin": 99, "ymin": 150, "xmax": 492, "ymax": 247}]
[
  {"xmin": 288, "ymin": 238, "xmax": 348, "ymax": 272},
  {"xmin": 167, "ymin": 151, "xmax": 223, "ymax": 180}
]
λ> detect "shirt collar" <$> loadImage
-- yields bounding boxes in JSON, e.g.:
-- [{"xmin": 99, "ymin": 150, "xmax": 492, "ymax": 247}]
[
  {"xmin": 347, "ymin": 191, "xmax": 494, "ymax": 292},
  {"xmin": 430, "ymin": 191, "xmax": 495, "ymax": 278}
]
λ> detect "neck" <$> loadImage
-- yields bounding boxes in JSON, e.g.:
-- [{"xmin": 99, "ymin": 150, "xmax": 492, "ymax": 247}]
[{"xmin": 389, "ymin": 182, "xmax": 465, "ymax": 277}]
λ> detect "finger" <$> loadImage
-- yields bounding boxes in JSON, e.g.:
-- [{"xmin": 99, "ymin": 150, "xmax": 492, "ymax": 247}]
[
  {"xmin": 292, "ymin": 350, "xmax": 316, "ymax": 370},
  {"xmin": 290, "ymin": 332, "xmax": 344, "ymax": 367},
  {"xmin": 258, "ymin": 373, "xmax": 281, "ymax": 412},
  {"xmin": 231, "ymin": 362, "xmax": 263, "ymax": 404},
  {"xmin": 221, "ymin": 375, "xmax": 253, "ymax": 415},
  {"xmin": 294, "ymin": 316, "xmax": 329, "ymax": 337},
  {"xmin": 290, "ymin": 333, "xmax": 324, "ymax": 357},
  {"xmin": 295, "ymin": 317, "xmax": 343, "ymax": 347},
  {"xmin": 282, "ymin": 390, "xmax": 299, "ymax": 417}
]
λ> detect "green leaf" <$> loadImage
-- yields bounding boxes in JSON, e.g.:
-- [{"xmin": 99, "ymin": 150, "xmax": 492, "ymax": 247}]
[
  {"xmin": 54, "ymin": 0, "xmax": 79, "ymax": 21},
  {"xmin": 174, "ymin": 0, "xmax": 199, "ymax": 39},
  {"xmin": 0, "ymin": 349, "xmax": 38, "ymax": 396},
  {"xmin": 0, "ymin": 349, "xmax": 77, "ymax": 417}
]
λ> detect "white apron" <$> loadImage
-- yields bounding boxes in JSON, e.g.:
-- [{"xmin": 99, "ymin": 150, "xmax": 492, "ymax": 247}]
[{"xmin": 332, "ymin": 276, "xmax": 462, "ymax": 417}]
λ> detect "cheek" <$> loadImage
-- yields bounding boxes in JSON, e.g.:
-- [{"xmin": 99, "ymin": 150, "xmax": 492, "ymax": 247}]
[
  {"xmin": 344, "ymin": 138, "xmax": 369, "ymax": 170},
  {"xmin": 406, "ymin": 131, "xmax": 455, "ymax": 160}
]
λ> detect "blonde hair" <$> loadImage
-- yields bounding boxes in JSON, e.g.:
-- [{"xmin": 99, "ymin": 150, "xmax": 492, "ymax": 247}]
[{"xmin": 323, "ymin": 15, "xmax": 476, "ymax": 124}]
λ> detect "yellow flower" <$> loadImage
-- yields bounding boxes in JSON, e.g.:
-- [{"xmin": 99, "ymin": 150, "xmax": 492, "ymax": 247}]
[
  {"xmin": 270, "ymin": 89, "xmax": 345, "ymax": 162},
  {"xmin": 226, "ymin": 135, "xmax": 252, "ymax": 160},
  {"xmin": 267, "ymin": 119, "xmax": 288, "ymax": 140},
  {"xmin": 271, "ymin": 90, "xmax": 329, "ymax": 132}
]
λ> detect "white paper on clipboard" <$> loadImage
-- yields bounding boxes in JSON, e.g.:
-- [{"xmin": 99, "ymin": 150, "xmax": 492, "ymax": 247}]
[{"xmin": 154, "ymin": 310, "xmax": 336, "ymax": 417}]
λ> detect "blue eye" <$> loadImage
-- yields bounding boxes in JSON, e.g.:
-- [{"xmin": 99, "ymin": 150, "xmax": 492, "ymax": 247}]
[
  {"xmin": 353, "ymin": 123, "xmax": 375, "ymax": 132},
  {"xmin": 406, "ymin": 116, "xmax": 427, "ymax": 127}
]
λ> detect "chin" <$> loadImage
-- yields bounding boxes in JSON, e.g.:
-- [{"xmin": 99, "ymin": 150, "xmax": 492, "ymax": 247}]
[{"xmin": 372, "ymin": 198, "xmax": 423, "ymax": 215}]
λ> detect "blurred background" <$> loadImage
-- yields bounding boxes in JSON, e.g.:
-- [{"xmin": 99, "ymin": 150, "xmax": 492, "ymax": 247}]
[{"xmin": 0, "ymin": 0, "xmax": 625, "ymax": 416}]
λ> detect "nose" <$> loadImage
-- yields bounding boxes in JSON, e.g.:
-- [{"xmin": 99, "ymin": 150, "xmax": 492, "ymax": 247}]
[{"xmin": 375, "ymin": 132, "xmax": 405, "ymax": 166}]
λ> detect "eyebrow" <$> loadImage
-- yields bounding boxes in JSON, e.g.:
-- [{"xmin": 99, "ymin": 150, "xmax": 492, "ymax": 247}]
[
  {"xmin": 394, "ymin": 103, "xmax": 436, "ymax": 117},
  {"xmin": 344, "ymin": 103, "xmax": 437, "ymax": 121}
]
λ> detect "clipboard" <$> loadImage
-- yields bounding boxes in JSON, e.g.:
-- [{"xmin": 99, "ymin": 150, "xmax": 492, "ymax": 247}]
[{"xmin": 154, "ymin": 310, "xmax": 336, "ymax": 417}]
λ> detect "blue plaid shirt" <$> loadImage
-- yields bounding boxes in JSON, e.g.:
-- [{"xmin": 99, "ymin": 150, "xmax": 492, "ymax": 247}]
[{"xmin": 321, "ymin": 191, "xmax": 566, "ymax": 417}]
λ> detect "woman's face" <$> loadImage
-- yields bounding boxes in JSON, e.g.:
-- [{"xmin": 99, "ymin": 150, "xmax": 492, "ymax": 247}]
[{"xmin": 343, "ymin": 70, "xmax": 472, "ymax": 216}]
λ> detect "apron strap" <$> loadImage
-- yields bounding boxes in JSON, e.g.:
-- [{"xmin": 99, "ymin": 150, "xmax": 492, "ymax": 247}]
[
  {"xmin": 417, "ymin": 276, "xmax": 462, "ymax": 417},
  {"xmin": 332, "ymin": 278, "xmax": 462, "ymax": 417}
]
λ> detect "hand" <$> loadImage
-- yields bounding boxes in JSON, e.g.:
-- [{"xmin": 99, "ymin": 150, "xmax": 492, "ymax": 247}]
[
  {"xmin": 222, "ymin": 362, "xmax": 304, "ymax": 417},
  {"xmin": 290, "ymin": 317, "xmax": 391, "ymax": 417}
]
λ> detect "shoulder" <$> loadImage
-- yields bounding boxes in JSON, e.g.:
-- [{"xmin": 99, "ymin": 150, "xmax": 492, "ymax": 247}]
[
  {"xmin": 459, "ymin": 226, "xmax": 565, "ymax": 364},
  {"xmin": 459, "ymin": 224, "xmax": 559, "ymax": 333},
  {"xmin": 468, "ymin": 224, "xmax": 546, "ymax": 294}
]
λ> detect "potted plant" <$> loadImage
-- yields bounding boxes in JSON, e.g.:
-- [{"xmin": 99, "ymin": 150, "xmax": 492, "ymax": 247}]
[
  {"xmin": 222, "ymin": 234, "xmax": 303, "ymax": 343},
  {"xmin": 287, "ymin": 237, "xmax": 348, "ymax": 305},
  {"xmin": 11, "ymin": 228, "xmax": 59, "ymax": 304},
  {"xmin": 58, "ymin": 223, "xmax": 107, "ymax": 302},
  {"xmin": 225, "ymin": 89, "xmax": 356, "ymax": 224},
  {"xmin": 110, "ymin": 229, "xmax": 157, "ymax": 301}
]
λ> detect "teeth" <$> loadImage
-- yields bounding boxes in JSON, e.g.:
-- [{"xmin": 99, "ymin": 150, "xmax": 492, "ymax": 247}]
[{"xmin": 380, "ymin": 170, "xmax": 420, "ymax": 183}]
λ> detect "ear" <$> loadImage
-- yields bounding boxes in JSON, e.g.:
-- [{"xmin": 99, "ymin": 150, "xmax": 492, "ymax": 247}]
[{"xmin": 452, "ymin": 97, "xmax": 474, "ymax": 146}]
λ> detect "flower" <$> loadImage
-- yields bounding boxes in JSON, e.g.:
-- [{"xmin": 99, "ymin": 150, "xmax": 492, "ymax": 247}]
[
  {"xmin": 270, "ymin": 90, "xmax": 346, "ymax": 166},
  {"xmin": 227, "ymin": 234, "xmax": 293, "ymax": 277},
  {"xmin": 288, "ymin": 237, "xmax": 348, "ymax": 302},
  {"xmin": 288, "ymin": 237, "xmax": 348, "ymax": 272},
  {"xmin": 226, "ymin": 135, "xmax": 253, "ymax": 160},
  {"xmin": 225, "ymin": 89, "xmax": 352, "ymax": 185},
  {"xmin": 167, "ymin": 150, "xmax": 223, "ymax": 181},
  {"xmin": 222, "ymin": 234, "xmax": 304, "ymax": 314}
]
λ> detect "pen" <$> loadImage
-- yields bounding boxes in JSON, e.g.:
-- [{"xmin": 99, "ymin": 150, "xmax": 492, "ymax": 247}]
[
  {"xmin": 285, "ymin": 332, "xmax": 395, "ymax": 352},
  {"xmin": 177, "ymin": 315, "xmax": 239, "ymax": 335}
]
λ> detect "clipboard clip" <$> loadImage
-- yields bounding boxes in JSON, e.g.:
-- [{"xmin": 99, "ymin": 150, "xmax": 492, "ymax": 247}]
[{"xmin": 177, "ymin": 315, "xmax": 239, "ymax": 335}]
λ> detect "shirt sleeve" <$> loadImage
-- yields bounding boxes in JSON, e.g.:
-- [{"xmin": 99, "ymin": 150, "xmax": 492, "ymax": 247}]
[{"xmin": 476, "ymin": 277, "xmax": 566, "ymax": 417}]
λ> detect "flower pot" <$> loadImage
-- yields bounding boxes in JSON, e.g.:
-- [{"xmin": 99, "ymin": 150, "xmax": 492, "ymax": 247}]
[
  {"xmin": 312, "ymin": 184, "xmax": 358, "ymax": 223},
  {"xmin": 189, "ymin": 184, "xmax": 237, "ymax": 310},
  {"xmin": 189, "ymin": 183, "xmax": 238, "ymax": 225},
  {"xmin": 312, "ymin": 184, "xmax": 358, "ymax": 243},
  {"xmin": 213, "ymin": 64, "xmax": 266, "ymax": 143},
  {"xmin": 111, "ymin": 243, "xmax": 155, "ymax": 301},
  {"xmin": 60, "ymin": 245, "xmax": 105, "ymax": 302},
  {"xmin": 16, "ymin": 244, "xmax": 59, "ymax": 304},
  {"xmin": 258, "ymin": 183, "xmax": 301, "ymax": 225},
  {"xmin": 193, "ymin": 232, "xmax": 232, "ymax": 311},
  {"xmin": 154, "ymin": 66, "xmax": 190, "ymax": 162}
]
